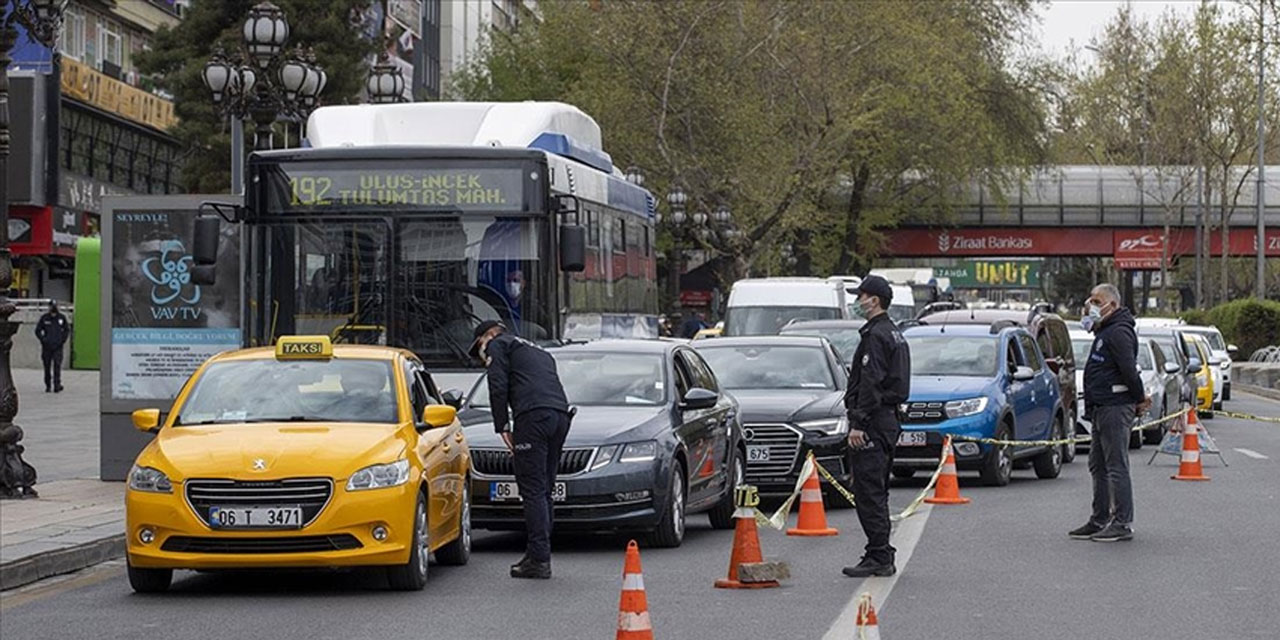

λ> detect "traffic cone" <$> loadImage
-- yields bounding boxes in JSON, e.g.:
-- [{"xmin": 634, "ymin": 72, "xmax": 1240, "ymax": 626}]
[
  {"xmin": 714, "ymin": 489, "xmax": 779, "ymax": 589},
  {"xmin": 786, "ymin": 466, "xmax": 838, "ymax": 537},
  {"xmin": 616, "ymin": 540, "xmax": 653, "ymax": 640},
  {"xmin": 854, "ymin": 592, "xmax": 881, "ymax": 640},
  {"xmin": 924, "ymin": 436, "xmax": 971, "ymax": 505},
  {"xmin": 1172, "ymin": 409, "xmax": 1210, "ymax": 482}
]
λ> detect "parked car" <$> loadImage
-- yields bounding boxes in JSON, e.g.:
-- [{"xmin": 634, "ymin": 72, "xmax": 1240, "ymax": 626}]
[
  {"xmin": 1070, "ymin": 332, "xmax": 1177, "ymax": 450},
  {"xmin": 692, "ymin": 336, "xmax": 852, "ymax": 501},
  {"xmin": 896, "ymin": 324, "xmax": 1066, "ymax": 487},
  {"xmin": 1184, "ymin": 333, "xmax": 1217, "ymax": 419},
  {"xmin": 915, "ymin": 308, "xmax": 1077, "ymax": 463},
  {"xmin": 1143, "ymin": 332, "xmax": 1194, "ymax": 408},
  {"xmin": 458, "ymin": 340, "xmax": 743, "ymax": 548},
  {"xmin": 1181, "ymin": 325, "xmax": 1237, "ymax": 404},
  {"xmin": 1140, "ymin": 327, "xmax": 1213, "ymax": 415},
  {"xmin": 777, "ymin": 318, "xmax": 866, "ymax": 366}
]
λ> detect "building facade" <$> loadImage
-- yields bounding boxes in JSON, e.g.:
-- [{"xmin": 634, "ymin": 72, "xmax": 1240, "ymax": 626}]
[{"xmin": 437, "ymin": 0, "xmax": 536, "ymax": 98}]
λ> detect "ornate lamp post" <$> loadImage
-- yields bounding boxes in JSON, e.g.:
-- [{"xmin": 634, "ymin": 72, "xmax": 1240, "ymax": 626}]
[
  {"xmin": 1, "ymin": 0, "xmax": 66, "ymax": 499},
  {"xmin": 366, "ymin": 53, "xmax": 406, "ymax": 104}
]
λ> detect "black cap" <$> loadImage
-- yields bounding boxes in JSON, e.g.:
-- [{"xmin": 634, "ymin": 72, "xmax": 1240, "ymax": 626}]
[
  {"xmin": 852, "ymin": 275, "xmax": 893, "ymax": 304},
  {"xmin": 468, "ymin": 321, "xmax": 506, "ymax": 359}
]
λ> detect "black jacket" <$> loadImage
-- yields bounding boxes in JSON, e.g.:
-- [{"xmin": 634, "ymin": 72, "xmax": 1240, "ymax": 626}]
[
  {"xmin": 844, "ymin": 313, "xmax": 911, "ymax": 431},
  {"xmin": 1083, "ymin": 307, "xmax": 1145, "ymax": 407},
  {"xmin": 35, "ymin": 311, "xmax": 70, "ymax": 350},
  {"xmin": 485, "ymin": 333, "xmax": 570, "ymax": 433}
]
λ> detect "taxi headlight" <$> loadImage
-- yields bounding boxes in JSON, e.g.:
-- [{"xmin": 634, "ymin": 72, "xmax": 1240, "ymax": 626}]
[
  {"xmin": 619, "ymin": 441, "xmax": 658, "ymax": 463},
  {"xmin": 796, "ymin": 417, "xmax": 849, "ymax": 435},
  {"xmin": 128, "ymin": 465, "xmax": 173, "ymax": 493},
  {"xmin": 346, "ymin": 459, "xmax": 410, "ymax": 491},
  {"xmin": 945, "ymin": 397, "xmax": 988, "ymax": 419}
]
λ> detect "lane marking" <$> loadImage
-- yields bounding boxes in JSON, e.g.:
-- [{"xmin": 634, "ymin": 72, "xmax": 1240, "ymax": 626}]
[
  {"xmin": 1233, "ymin": 448, "xmax": 1269, "ymax": 460},
  {"xmin": 822, "ymin": 503, "xmax": 933, "ymax": 639}
]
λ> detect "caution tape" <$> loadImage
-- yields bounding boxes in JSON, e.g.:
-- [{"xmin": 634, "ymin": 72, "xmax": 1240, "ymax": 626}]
[
  {"xmin": 950, "ymin": 408, "xmax": 1188, "ymax": 448},
  {"xmin": 1207, "ymin": 409, "xmax": 1280, "ymax": 424},
  {"xmin": 752, "ymin": 456, "xmax": 815, "ymax": 530}
]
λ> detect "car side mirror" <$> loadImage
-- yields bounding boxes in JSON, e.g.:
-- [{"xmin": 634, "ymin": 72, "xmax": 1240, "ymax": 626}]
[
  {"xmin": 680, "ymin": 387, "xmax": 718, "ymax": 410},
  {"xmin": 132, "ymin": 408, "xmax": 161, "ymax": 434},
  {"xmin": 1012, "ymin": 366, "xmax": 1035, "ymax": 381},
  {"xmin": 442, "ymin": 389, "xmax": 464, "ymax": 409},
  {"xmin": 1164, "ymin": 362, "xmax": 1181, "ymax": 374},
  {"xmin": 1227, "ymin": 344, "xmax": 1239, "ymax": 356},
  {"xmin": 1187, "ymin": 358, "xmax": 1202, "ymax": 375},
  {"xmin": 421, "ymin": 405, "xmax": 457, "ymax": 429},
  {"xmin": 560, "ymin": 225, "xmax": 586, "ymax": 272}
]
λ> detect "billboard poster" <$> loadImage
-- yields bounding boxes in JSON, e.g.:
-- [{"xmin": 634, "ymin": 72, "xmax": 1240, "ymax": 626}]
[{"xmin": 110, "ymin": 209, "xmax": 240, "ymax": 400}]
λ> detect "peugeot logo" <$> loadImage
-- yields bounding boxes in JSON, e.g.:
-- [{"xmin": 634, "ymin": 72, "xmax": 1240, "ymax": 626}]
[
  {"xmin": 252, "ymin": 458, "xmax": 266, "ymax": 471},
  {"xmin": 743, "ymin": 428, "xmax": 756, "ymax": 441}
]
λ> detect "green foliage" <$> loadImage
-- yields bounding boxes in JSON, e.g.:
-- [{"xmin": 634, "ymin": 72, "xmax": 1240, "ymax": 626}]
[
  {"xmin": 135, "ymin": 0, "xmax": 376, "ymax": 193},
  {"xmin": 1181, "ymin": 298, "xmax": 1280, "ymax": 358}
]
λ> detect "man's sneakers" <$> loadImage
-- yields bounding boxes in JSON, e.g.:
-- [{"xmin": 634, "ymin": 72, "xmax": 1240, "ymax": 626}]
[
  {"xmin": 510, "ymin": 556, "xmax": 551, "ymax": 579},
  {"xmin": 841, "ymin": 557, "xmax": 897, "ymax": 578},
  {"xmin": 1089, "ymin": 523, "xmax": 1134, "ymax": 542},
  {"xmin": 1068, "ymin": 521, "xmax": 1105, "ymax": 540}
]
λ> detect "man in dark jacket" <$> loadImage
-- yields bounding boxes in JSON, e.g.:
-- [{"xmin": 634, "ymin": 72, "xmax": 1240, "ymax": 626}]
[
  {"xmin": 841, "ymin": 275, "xmax": 911, "ymax": 577},
  {"xmin": 1071, "ymin": 284, "xmax": 1151, "ymax": 543},
  {"xmin": 35, "ymin": 301, "xmax": 70, "ymax": 393},
  {"xmin": 470, "ymin": 321, "xmax": 571, "ymax": 579}
]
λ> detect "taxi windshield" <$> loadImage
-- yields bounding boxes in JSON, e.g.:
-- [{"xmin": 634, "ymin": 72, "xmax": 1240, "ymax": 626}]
[{"xmin": 176, "ymin": 359, "xmax": 398, "ymax": 425}]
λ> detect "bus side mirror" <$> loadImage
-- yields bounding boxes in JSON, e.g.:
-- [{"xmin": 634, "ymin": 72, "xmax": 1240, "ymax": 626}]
[
  {"xmin": 560, "ymin": 225, "xmax": 586, "ymax": 272},
  {"xmin": 193, "ymin": 216, "xmax": 221, "ymax": 265}
]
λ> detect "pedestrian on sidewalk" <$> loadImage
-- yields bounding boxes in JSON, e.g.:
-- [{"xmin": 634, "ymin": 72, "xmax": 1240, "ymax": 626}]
[
  {"xmin": 470, "ymin": 320, "xmax": 573, "ymax": 579},
  {"xmin": 842, "ymin": 275, "xmax": 911, "ymax": 578},
  {"xmin": 35, "ymin": 301, "xmax": 70, "ymax": 393},
  {"xmin": 1072, "ymin": 284, "xmax": 1151, "ymax": 543}
]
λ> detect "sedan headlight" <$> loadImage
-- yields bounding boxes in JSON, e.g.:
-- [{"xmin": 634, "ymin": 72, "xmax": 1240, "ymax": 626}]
[
  {"xmin": 619, "ymin": 441, "xmax": 658, "ymax": 463},
  {"xmin": 128, "ymin": 465, "xmax": 173, "ymax": 493},
  {"xmin": 796, "ymin": 417, "xmax": 849, "ymax": 435},
  {"xmin": 346, "ymin": 459, "xmax": 410, "ymax": 491},
  {"xmin": 1220, "ymin": 361, "xmax": 1230, "ymax": 370},
  {"xmin": 591, "ymin": 445, "xmax": 620, "ymax": 471},
  {"xmin": 944, "ymin": 397, "xmax": 989, "ymax": 419}
]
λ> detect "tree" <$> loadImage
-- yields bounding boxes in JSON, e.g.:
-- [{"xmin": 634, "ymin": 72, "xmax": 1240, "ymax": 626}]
[{"xmin": 136, "ymin": 0, "xmax": 377, "ymax": 193}]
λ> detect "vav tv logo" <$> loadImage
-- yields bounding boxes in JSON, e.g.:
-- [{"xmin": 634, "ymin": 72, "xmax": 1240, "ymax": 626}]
[{"xmin": 142, "ymin": 241, "xmax": 201, "ymax": 319}]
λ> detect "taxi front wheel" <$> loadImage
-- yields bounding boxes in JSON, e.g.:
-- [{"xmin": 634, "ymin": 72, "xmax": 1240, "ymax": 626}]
[
  {"xmin": 387, "ymin": 492, "xmax": 429, "ymax": 591},
  {"xmin": 127, "ymin": 561, "xmax": 172, "ymax": 594}
]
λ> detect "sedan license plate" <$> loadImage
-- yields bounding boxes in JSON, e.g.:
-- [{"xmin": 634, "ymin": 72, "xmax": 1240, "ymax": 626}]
[
  {"xmin": 208, "ymin": 506, "xmax": 303, "ymax": 528},
  {"xmin": 490, "ymin": 482, "xmax": 566, "ymax": 503},
  {"xmin": 746, "ymin": 445, "xmax": 771, "ymax": 462},
  {"xmin": 897, "ymin": 432, "xmax": 928, "ymax": 447}
]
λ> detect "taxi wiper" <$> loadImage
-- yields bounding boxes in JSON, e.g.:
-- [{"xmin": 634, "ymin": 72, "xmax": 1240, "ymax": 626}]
[{"xmin": 240, "ymin": 416, "xmax": 325, "ymax": 423}]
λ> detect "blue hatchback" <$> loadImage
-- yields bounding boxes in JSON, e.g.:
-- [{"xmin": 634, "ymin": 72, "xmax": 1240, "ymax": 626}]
[{"xmin": 893, "ymin": 324, "xmax": 1066, "ymax": 486}]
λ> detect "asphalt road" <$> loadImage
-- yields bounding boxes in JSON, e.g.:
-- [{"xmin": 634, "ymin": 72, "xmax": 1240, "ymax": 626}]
[{"xmin": 3, "ymin": 393, "xmax": 1277, "ymax": 640}]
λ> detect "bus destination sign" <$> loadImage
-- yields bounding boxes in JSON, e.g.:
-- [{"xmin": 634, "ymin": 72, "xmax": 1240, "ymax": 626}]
[{"xmin": 265, "ymin": 164, "xmax": 528, "ymax": 212}]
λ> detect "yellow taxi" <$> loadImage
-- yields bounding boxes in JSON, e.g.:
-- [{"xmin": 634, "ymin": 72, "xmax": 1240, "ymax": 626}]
[
  {"xmin": 125, "ymin": 336, "xmax": 471, "ymax": 593},
  {"xmin": 691, "ymin": 327, "xmax": 722, "ymax": 340},
  {"xmin": 1187, "ymin": 334, "xmax": 1216, "ymax": 418}
]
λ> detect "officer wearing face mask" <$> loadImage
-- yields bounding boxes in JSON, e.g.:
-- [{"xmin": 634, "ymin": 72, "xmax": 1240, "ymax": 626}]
[
  {"xmin": 469, "ymin": 321, "xmax": 571, "ymax": 579},
  {"xmin": 841, "ymin": 275, "xmax": 911, "ymax": 578}
]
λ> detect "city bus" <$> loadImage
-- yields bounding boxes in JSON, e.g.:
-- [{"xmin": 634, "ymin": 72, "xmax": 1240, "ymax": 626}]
[{"xmin": 194, "ymin": 102, "xmax": 658, "ymax": 374}]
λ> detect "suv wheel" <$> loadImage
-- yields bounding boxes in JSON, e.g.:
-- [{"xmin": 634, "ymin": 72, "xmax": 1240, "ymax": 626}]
[
  {"xmin": 980, "ymin": 422, "xmax": 1013, "ymax": 487},
  {"xmin": 708, "ymin": 453, "xmax": 743, "ymax": 530},
  {"xmin": 1033, "ymin": 416, "xmax": 1063, "ymax": 479},
  {"xmin": 1223, "ymin": 383, "xmax": 1231, "ymax": 401},
  {"xmin": 649, "ymin": 463, "xmax": 686, "ymax": 548}
]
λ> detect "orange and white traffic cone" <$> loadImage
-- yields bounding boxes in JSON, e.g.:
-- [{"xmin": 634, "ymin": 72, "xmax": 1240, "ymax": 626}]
[
  {"xmin": 714, "ymin": 489, "xmax": 779, "ymax": 589},
  {"xmin": 854, "ymin": 592, "xmax": 881, "ymax": 640},
  {"xmin": 1172, "ymin": 409, "xmax": 1210, "ymax": 482},
  {"xmin": 786, "ymin": 466, "xmax": 838, "ymax": 537},
  {"xmin": 924, "ymin": 436, "xmax": 971, "ymax": 505},
  {"xmin": 616, "ymin": 540, "xmax": 653, "ymax": 640}
]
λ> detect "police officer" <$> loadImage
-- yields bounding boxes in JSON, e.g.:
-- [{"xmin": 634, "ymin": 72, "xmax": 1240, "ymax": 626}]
[
  {"xmin": 842, "ymin": 275, "xmax": 911, "ymax": 578},
  {"xmin": 469, "ymin": 321, "xmax": 572, "ymax": 579},
  {"xmin": 35, "ymin": 301, "xmax": 70, "ymax": 393}
]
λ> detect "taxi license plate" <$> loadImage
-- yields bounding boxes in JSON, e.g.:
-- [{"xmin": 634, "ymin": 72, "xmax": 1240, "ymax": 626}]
[
  {"xmin": 746, "ymin": 445, "xmax": 771, "ymax": 462},
  {"xmin": 209, "ymin": 506, "xmax": 303, "ymax": 528},
  {"xmin": 490, "ymin": 482, "xmax": 567, "ymax": 503},
  {"xmin": 897, "ymin": 432, "xmax": 928, "ymax": 447}
]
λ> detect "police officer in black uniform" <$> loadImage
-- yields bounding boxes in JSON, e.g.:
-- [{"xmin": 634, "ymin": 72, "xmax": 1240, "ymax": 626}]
[
  {"xmin": 842, "ymin": 275, "xmax": 911, "ymax": 578},
  {"xmin": 35, "ymin": 301, "xmax": 70, "ymax": 393},
  {"xmin": 470, "ymin": 320, "xmax": 572, "ymax": 579}
]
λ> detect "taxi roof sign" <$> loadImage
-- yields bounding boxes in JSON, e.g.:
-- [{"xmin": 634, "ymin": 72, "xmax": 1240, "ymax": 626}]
[{"xmin": 276, "ymin": 336, "xmax": 334, "ymax": 360}]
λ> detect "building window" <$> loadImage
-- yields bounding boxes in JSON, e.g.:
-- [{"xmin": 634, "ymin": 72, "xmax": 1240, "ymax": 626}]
[
  {"xmin": 100, "ymin": 20, "xmax": 123, "ymax": 71},
  {"xmin": 60, "ymin": 8, "xmax": 86, "ymax": 60}
]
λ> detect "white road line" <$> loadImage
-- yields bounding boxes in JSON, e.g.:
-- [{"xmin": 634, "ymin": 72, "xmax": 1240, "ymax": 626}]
[
  {"xmin": 1233, "ymin": 448, "xmax": 1269, "ymax": 460},
  {"xmin": 823, "ymin": 503, "xmax": 933, "ymax": 639}
]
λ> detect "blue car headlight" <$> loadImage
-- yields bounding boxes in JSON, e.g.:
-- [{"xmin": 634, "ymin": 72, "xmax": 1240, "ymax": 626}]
[
  {"xmin": 944, "ymin": 397, "xmax": 988, "ymax": 419},
  {"xmin": 796, "ymin": 417, "xmax": 849, "ymax": 435}
]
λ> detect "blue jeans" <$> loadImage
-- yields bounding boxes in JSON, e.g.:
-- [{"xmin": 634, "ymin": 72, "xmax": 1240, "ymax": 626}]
[{"xmin": 1089, "ymin": 404, "xmax": 1135, "ymax": 526}]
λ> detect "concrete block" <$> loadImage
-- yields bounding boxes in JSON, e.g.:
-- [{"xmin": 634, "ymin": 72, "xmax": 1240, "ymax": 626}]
[{"xmin": 738, "ymin": 561, "xmax": 790, "ymax": 583}]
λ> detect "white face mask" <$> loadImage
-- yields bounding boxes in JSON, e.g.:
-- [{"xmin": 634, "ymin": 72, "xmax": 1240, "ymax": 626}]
[
  {"xmin": 858, "ymin": 295, "xmax": 877, "ymax": 316},
  {"xmin": 1086, "ymin": 303, "xmax": 1103, "ymax": 319},
  {"xmin": 507, "ymin": 282, "xmax": 523, "ymax": 299}
]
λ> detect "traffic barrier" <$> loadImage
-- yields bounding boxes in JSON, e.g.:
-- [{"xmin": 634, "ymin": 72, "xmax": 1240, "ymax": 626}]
[
  {"xmin": 1172, "ymin": 410, "xmax": 1211, "ymax": 482},
  {"xmin": 616, "ymin": 540, "xmax": 653, "ymax": 639},
  {"xmin": 715, "ymin": 486, "xmax": 780, "ymax": 589},
  {"xmin": 1207, "ymin": 409, "xmax": 1280, "ymax": 424},
  {"xmin": 923, "ymin": 436, "xmax": 971, "ymax": 505},
  {"xmin": 950, "ymin": 408, "xmax": 1186, "ymax": 448},
  {"xmin": 855, "ymin": 592, "xmax": 882, "ymax": 640},
  {"xmin": 786, "ymin": 465, "xmax": 838, "ymax": 536},
  {"xmin": 809, "ymin": 441, "xmax": 950, "ymax": 523}
]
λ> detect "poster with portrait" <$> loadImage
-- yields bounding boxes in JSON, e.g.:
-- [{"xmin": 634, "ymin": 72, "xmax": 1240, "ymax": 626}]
[{"xmin": 109, "ymin": 209, "xmax": 241, "ymax": 400}]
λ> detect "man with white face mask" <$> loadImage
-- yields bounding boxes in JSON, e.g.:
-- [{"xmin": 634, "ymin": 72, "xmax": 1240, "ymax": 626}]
[{"xmin": 1071, "ymin": 284, "xmax": 1151, "ymax": 543}]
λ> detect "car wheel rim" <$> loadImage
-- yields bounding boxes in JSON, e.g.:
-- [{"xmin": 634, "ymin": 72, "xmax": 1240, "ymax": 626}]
[
  {"xmin": 673, "ymin": 473, "xmax": 685, "ymax": 540},
  {"xmin": 1051, "ymin": 421, "xmax": 1062, "ymax": 470},
  {"xmin": 734, "ymin": 457, "xmax": 744, "ymax": 489},
  {"xmin": 461, "ymin": 482, "xmax": 472, "ymax": 554},
  {"xmin": 416, "ymin": 500, "xmax": 429, "ymax": 577}
]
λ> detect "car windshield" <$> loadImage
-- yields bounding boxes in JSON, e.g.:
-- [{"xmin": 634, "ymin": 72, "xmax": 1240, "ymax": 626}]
[
  {"xmin": 1072, "ymin": 339, "xmax": 1092, "ymax": 364},
  {"xmin": 176, "ymin": 359, "xmax": 398, "ymax": 425},
  {"xmin": 779, "ymin": 327, "xmax": 862, "ymax": 363},
  {"xmin": 725, "ymin": 306, "xmax": 841, "ymax": 336},
  {"xmin": 469, "ymin": 352, "xmax": 666, "ymax": 407},
  {"xmin": 907, "ymin": 335, "xmax": 998, "ymax": 377},
  {"xmin": 696, "ymin": 345, "xmax": 835, "ymax": 390},
  {"xmin": 1186, "ymin": 329, "xmax": 1226, "ymax": 351}
]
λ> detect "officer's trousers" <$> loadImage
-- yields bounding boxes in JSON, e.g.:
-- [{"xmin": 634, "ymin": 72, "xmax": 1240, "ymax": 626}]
[
  {"xmin": 849, "ymin": 422, "xmax": 900, "ymax": 564},
  {"xmin": 42, "ymin": 347, "xmax": 63, "ymax": 391},
  {"xmin": 512, "ymin": 408, "xmax": 571, "ymax": 563}
]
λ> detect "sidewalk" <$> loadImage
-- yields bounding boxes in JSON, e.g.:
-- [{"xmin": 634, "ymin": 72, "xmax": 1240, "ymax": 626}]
[{"xmin": 1, "ymin": 368, "xmax": 125, "ymax": 591}]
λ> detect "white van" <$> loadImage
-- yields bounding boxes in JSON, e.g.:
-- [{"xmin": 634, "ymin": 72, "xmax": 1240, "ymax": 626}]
[
  {"xmin": 829, "ymin": 275, "xmax": 914, "ymax": 323},
  {"xmin": 724, "ymin": 278, "xmax": 848, "ymax": 336}
]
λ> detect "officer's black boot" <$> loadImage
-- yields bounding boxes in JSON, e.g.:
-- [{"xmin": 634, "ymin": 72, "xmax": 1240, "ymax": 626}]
[
  {"xmin": 842, "ymin": 556, "xmax": 897, "ymax": 578},
  {"xmin": 510, "ymin": 557, "xmax": 551, "ymax": 579}
]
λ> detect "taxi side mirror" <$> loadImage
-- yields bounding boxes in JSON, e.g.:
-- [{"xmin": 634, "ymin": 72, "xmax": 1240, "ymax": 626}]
[
  {"xmin": 132, "ymin": 408, "xmax": 161, "ymax": 434},
  {"xmin": 422, "ymin": 405, "xmax": 457, "ymax": 429}
]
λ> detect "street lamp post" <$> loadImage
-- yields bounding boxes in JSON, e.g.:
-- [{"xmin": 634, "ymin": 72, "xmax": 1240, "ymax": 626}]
[{"xmin": 1, "ymin": 0, "xmax": 66, "ymax": 499}]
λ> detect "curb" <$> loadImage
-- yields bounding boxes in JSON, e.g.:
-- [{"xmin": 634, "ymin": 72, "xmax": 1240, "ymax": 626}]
[
  {"xmin": 1237, "ymin": 384, "xmax": 1280, "ymax": 403},
  {"xmin": 0, "ymin": 535, "xmax": 125, "ymax": 591}
]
